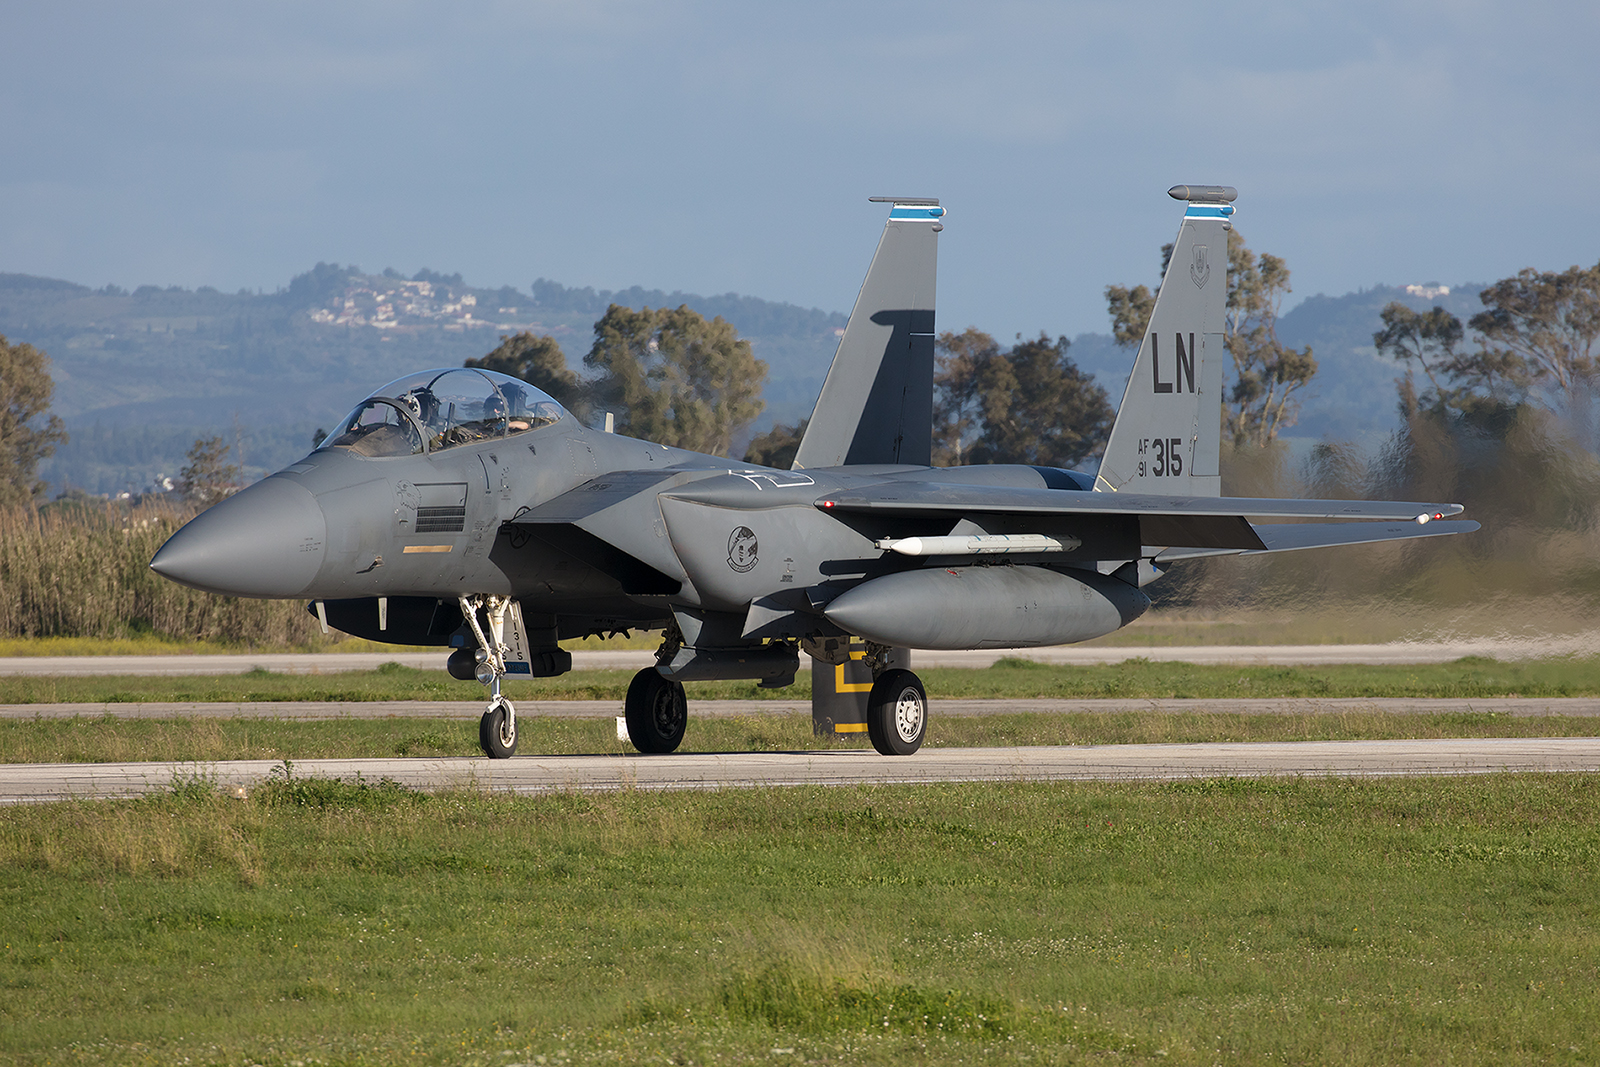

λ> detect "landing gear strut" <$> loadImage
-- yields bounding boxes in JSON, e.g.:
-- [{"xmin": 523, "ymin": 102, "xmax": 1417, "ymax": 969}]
[{"xmin": 461, "ymin": 594, "xmax": 518, "ymax": 759}]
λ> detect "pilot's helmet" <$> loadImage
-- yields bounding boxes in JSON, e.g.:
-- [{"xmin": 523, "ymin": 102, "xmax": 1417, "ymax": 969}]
[
  {"xmin": 401, "ymin": 388, "xmax": 440, "ymax": 424},
  {"xmin": 483, "ymin": 392, "xmax": 508, "ymax": 418}
]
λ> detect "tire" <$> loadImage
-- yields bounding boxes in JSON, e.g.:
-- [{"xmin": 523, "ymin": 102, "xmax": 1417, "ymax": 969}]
[
  {"xmin": 479, "ymin": 697, "xmax": 517, "ymax": 759},
  {"xmin": 624, "ymin": 668, "xmax": 688, "ymax": 754},
  {"xmin": 866, "ymin": 669, "xmax": 926, "ymax": 756}
]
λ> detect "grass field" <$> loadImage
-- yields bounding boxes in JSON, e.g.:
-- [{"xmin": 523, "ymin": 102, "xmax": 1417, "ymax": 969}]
[
  {"xmin": 5, "ymin": 655, "xmax": 1600, "ymax": 707},
  {"xmin": 5, "ymin": 708, "xmax": 1600, "ymax": 765},
  {"xmin": 4, "ymin": 656, "xmax": 1597, "ymax": 1063},
  {"xmin": 2, "ymin": 775, "xmax": 1597, "ymax": 1065}
]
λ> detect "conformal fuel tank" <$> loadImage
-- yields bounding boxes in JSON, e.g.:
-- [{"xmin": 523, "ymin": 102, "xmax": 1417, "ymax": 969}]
[{"xmin": 821, "ymin": 565, "xmax": 1150, "ymax": 650}]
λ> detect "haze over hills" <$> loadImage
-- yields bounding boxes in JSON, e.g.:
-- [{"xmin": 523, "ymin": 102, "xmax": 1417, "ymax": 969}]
[{"xmin": 1, "ymin": 264, "xmax": 1477, "ymax": 496}]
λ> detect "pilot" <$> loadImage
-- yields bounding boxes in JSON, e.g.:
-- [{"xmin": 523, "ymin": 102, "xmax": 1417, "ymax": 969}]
[
  {"xmin": 484, "ymin": 392, "xmax": 531, "ymax": 434},
  {"xmin": 399, "ymin": 388, "xmax": 441, "ymax": 430},
  {"xmin": 500, "ymin": 383, "xmax": 560, "ymax": 429}
]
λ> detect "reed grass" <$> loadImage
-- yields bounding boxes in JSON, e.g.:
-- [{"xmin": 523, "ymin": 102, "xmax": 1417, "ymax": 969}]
[
  {"xmin": 7, "ymin": 500, "xmax": 1600, "ymax": 655},
  {"xmin": 0, "ymin": 502, "xmax": 330, "ymax": 647}
]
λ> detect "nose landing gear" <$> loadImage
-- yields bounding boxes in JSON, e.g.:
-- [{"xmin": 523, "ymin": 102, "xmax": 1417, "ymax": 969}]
[{"xmin": 461, "ymin": 594, "xmax": 518, "ymax": 759}]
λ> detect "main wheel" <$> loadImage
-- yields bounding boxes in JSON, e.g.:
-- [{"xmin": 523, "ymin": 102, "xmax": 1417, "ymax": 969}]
[
  {"xmin": 624, "ymin": 668, "xmax": 688, "ymax": 754},
  {"xmin": 479, "ymin": 697, "xmax": 517, "ymax": 759},
  {"xmin": 866, "ymin": 669, "xmax": 926, "ymax": 756}
]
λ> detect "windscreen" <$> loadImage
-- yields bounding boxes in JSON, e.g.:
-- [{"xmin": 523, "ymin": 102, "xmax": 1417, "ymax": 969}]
[{"xmin": 319, "ymin": 367, "xmax": 567, "ymax": 456}]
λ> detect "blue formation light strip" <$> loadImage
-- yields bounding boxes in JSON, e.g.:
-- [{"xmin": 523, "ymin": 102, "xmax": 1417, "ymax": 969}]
[
  {"xmin": 1184, "ymin": 204, "xmax": 1236, "ymax": 219},
  {"xmin": 889, "ymin": 205, "xmax": 947, "ymax": 221}
]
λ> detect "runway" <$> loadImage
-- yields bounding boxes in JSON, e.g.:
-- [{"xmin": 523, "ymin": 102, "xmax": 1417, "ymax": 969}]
[
  {"xmin": 4, "ymin": 737, "xmax": 1598, "ymax": 803},
  {"xmin": 1, "ymin": 633, "xmax": 1595, "ymax": 676}
]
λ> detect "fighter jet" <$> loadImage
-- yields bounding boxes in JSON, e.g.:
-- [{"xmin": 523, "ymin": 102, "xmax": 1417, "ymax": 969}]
[{"xmin": 150, "ymin": 187, "xmax": 1477, "ymax": 759}]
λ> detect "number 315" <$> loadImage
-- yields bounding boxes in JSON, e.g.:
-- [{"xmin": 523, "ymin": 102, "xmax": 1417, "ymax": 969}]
[{"xmin": 1152, "ymin": 437, "xmax": 1183, "ymax": 477}]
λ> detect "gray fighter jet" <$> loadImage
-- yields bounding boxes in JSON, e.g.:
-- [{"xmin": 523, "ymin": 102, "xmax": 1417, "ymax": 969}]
[{"xmin": 150, "ymin": 188, "xmax": 1478, "ymax": 759}]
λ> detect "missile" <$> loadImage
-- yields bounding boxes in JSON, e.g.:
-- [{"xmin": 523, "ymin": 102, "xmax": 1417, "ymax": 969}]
[{"xmin": 873, "ymin": 533, "xmax": 1078, "ymax": 556}]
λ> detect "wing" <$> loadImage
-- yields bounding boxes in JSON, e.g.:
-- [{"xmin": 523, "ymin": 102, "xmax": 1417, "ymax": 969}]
[
  {"xmin": 1155, "ymin": 519, "xmax": 1481, "ymax": 561},
  {"xmin": 815, "ymin": 481, "xmax": 1470, "ymax": 554}
]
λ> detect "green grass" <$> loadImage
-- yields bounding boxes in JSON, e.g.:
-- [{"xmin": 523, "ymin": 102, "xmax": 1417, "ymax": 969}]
[
  {"xmin": 2, "ymin": 776, "xmax": 1597, "ymax": 1064},
  {"xmin": 3, "ymin": 708, "xmax": 1600, "ymax": 764},
  {"xmin": 5, "ymin": 655, "xmax": 1600, "ymax": 706}
]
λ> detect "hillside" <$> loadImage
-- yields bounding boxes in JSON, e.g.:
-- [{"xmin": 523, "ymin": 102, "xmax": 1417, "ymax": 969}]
[
  {"xmin": 1275, "ymin": 283, "xmax": 1487, "ymax": 442},
  {"xmin": 0, "ymin": 267, "xmax": 843, "ymax": 494}
]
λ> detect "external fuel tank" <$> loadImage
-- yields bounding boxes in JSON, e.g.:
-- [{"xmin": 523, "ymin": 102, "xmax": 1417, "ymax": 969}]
[{"xmin": 820, "ymin": 564, "xmax": 1149, "ymax": 650}]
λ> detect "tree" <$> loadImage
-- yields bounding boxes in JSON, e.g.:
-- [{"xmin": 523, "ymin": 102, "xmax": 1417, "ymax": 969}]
[
  {"xmin": 932, "ymin": 329, "xmax": 1112, "ymax": 468},
  {"xmin": 744, "ymin": 418, "xmax": 808, "ymax": 468},
  {"xmin": 1373, "ymin": 302, "xmax": 1465, "ymax": 417},
  {"xmin": 1104, "ymin": 230, "xmax": 1317, "ymax": 448},
  {"xmin": 0, "ymin": 334, "xmax": 67, "ymax": 507},
  {"xmin": 1101, "ymin": 242, "xmax": 1174, "ymax": 347},
  {"xmin": 465, "ymin": 331, "xmax": 585, "ymax": 413},
  {"xmin": 1104, "ymin": 283, "xmax": 1155, "ymax": 348},
  {"xmin": 1222, "ymin": 233, "xmax": 1317, "ymax": 447},
  {"xmin": 1373, "ymin": 302, "xmax": 1528, "ymax": 427},
  {"xmin": 1469, "ymin": 261, "xmax": 1600, "ymax": 398},
  {"xmin": 584, "ymin": 304, "xmax": 766, "ymax": 456},
  {"xmin": 932, "ymin": 327, "xmax": 1003, "ymax": 464},
  {"xmin": 178, "ymin": 436, "xmax": 240, "ymax": 505}
]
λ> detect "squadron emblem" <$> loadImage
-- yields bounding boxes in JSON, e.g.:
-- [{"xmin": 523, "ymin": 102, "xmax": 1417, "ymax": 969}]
[
  {"xmin": 1190, "ymin": 244, "xmax": 1210, "ymax": 289},
  {"xmin": 726, "ymin": 526, "xmax": 758, "ymax": 572}
]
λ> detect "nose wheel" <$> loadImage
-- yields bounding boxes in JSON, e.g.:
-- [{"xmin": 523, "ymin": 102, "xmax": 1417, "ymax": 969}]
[{"xmin": 480, "ymin": 696, "xmax": 517, "ymax": 759}]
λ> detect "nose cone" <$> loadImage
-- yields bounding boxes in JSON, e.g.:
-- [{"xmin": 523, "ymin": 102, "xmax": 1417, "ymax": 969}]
[{"xmin": 150, "ymin": 476, "xmax": 327, "ymax": 597}]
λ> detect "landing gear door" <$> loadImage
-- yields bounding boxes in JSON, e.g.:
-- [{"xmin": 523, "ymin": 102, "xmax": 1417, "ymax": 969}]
[{"xmin": 501, "ymin": 598, "xmax": 534, "ymax": 677}]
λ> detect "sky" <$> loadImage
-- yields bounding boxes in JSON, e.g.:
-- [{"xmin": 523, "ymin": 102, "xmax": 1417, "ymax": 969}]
[{"xmin": 4, "ymin": 0, "xmax": 1598, "ymax": 341}]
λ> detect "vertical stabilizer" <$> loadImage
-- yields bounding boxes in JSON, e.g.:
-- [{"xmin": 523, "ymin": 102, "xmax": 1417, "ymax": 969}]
[
  {"xmin": 1095, "ymin": 185, "xmax": 1234, "ymax": 496},
  {"xmin": 792, "ymin": 198, "xmax": 941, "ymax": 469}
]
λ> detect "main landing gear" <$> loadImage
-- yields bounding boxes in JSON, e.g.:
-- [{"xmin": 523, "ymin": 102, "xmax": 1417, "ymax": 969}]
[
  {"xmin": 624, "ymin": 668, "xmax": 688, "ymax": 753},
  {"xmin": 617, "ymin": 635, "xmax": 928, "ymax": 757},
  {"xmin": 807, "ymin": 638, "xmax": 926, "ymax": 756},
  {"xmin": 865, "ymin": 668, "xmax": 927, "ymax": 756},
  {"xmin": 461, "ymin": 594, "xmax": 518, "ymax": 759}
]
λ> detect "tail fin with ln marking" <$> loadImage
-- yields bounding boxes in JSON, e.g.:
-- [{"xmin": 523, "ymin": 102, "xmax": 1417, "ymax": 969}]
[
  {"xmin": 1095, "ymin": 185, "xmax": 1234, "ymax": 496},
  {"xmin": 792, "ymin": 197, "xmax": 942, "ymax": 469}
]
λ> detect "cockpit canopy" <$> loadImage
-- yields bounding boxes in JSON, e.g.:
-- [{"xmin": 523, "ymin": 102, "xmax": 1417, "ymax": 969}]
[{"xmin": 320, "ymin": 368, "xmax": 567, "ymax": 457}]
